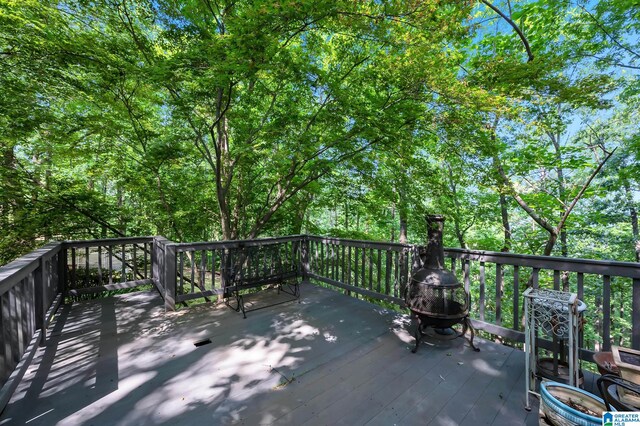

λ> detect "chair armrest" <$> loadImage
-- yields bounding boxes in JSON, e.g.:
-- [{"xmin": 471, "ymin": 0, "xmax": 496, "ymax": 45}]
[{"xmin": 597, "ymin": 374, "xmax": 640, "ymax": 411}]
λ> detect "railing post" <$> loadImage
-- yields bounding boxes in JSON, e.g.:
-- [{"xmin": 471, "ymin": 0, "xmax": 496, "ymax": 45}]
[
  {"xmin": 58, "ymin": 244, "xmax": 67, "ymax": 302},
  {"xmin": 164, "ymin": 244, "xmax": 176, "ymax": 311},
  {"xmin": 151, "ymin": 238, "xmax": 156, "ymax": 283}
]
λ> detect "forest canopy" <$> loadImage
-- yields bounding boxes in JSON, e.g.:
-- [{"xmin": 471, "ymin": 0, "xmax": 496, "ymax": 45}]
[{"xmin": 0, "ymin": 0, "xmax": 638, "ymax": 264}]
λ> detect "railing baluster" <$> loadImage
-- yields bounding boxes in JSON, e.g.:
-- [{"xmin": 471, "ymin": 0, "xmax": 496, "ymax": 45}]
[
  {"xmin": 314, "ymin": 241, "xmax": 318, "ymax": 273},
  {"xmin": 368, "ymin": 248, "xmax": 373, "ymax": 291},
  {"xmin": 327, "ymin": 244, "xmax": 332, "ymax": 279},
  {"xmin": 532, "ymin": 268, "xmax": 539, "ymax": 289},
  {"xmin": 71, "ymin": 248, "xmax": 76, "ymax": 290},
  {"xmin": 495, "ymin": 263, "xmax": 502, "ymax": 327},
  {"xmin": 97, "ymin": 246, "xmax": 103, "ymax": 284},
  {"xmin": 341, "ymin": 245, "xmax": 346, "ymax": 284},
  {"xmin": 121, "ymin": 244, "xmax": 126, "ymax": 283},
  {"xmin": 108, "ymin": 245, "xmax": 113, "ymax": 285},
  {"xmin": 190, "ymin": 251, "xmax": 195, "ymax": 294},
  {"xmin": 323, "ymin": 243, "xmax": 327, "ymax": 278},
  {"xmin": 603, "ymin": 275, "xmax": 611, "ymax": 351},
  {"xmin": 133, "ymin": 245, "xmax": 138, "ymax": 279},
  {"xmin": 513, "ymin": 265, "xmax": 520, "ymax": 331},
  {"xmin": 271, "ymin": 244, "xmax": 276, "ymax": 275},
  {"xmin": 577, "ymin": 272, "xmax": 585, "ymax": 350},
  {"xmin": 394, "ymin": 251, "xmax": 400, "ymax": 298},
  {"xmin": 329, "ymin": 244, "xmax": 333, "ymax": 280},
  {"xmin": 84, "ymin": 247, "xmax": 89, "ymax": 287},
  {"xmin": 15, "ymin": 280, "xmax": 24, "ymax": 353},
  {"xmin": 262, "ymin": 246, "xmax": 267, "ymax": 277},
  {"xmin": 479, "ymin": 261, "xmax": 485, "ymax": 321},
  {"xmin": 347, "ymin": 246, "xmax": 352, "ymax": 286},
  {"xmin": 200, "ymin": 250, "xmax": 206, "ymax": 291},
  {"xmin": 354, "ymin": 248, "xmax": 359, "ymax": 288},
  {"xmin": 214, "ymin": 249, "xmax": 219, "ymax": 288},
  {"xmin": 308, "ymin": 241, "xmax": 313, "ymax": 273},
  {"xmin": 633, "ymin": 278, "xmax": 640, "ymax": 350},
  {"xmin": 376, "ymin": 249, "xmax": 382, "ymax": 293},
  {"xmin": 179, "ymin": 252, "xmax": 184, "ymax": 294},
  {"xmin": 144, "ymin": 242, "xmax": 148, "ymax": 279},
  {"xmin": 328, "ymin": 242, "xmax": 331, "ymax": 278},
  {"xmin": 362, "ymin": 247, "xmax": 366, "ymax": 290},
  {"xmin": 333, "ymin": 244, "xmax": 340, "ymax": 280},
  {"xmin": 385, "ymin": 251, "xmax": 392, "ymax": 296},
  {"xmin": 553, "ymin": 270, "xmax": 560, "ymax": 290},
  {"xmin": 2, "ymin": 291, "xmax": 11, "ymax": 375}
]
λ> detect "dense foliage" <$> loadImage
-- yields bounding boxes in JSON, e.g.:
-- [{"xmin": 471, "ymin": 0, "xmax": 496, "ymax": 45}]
[{"xmin": 1, "ymin": 0, "xmax": 638, "ymax": 265}]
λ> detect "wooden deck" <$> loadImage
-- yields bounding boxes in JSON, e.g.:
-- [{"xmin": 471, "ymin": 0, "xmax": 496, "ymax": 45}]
[{"xmin": 1, "ymin": 283, "xmax": 543, "ymax": 425}]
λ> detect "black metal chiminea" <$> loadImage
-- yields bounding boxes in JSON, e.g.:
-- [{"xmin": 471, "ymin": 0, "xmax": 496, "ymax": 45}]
[{"xmin": 405, "ymin": 215, "xmax": 479, "ymax": 353}]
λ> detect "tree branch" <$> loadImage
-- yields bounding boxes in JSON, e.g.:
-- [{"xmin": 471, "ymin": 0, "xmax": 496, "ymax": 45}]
[
  {"xmin": 556, "ymin": 147, "xmax": 616, "ymax": 232},
  {"xmin": 481, "ymin": 0, "xmax": 534, "ymax": 62},
  {"xmin": 494, "ymin": 156, "xmax": 555, "ymax": 234},
  {"xmin": 579, "ymin": 5, "xmax": 640, "ymax": 60}
]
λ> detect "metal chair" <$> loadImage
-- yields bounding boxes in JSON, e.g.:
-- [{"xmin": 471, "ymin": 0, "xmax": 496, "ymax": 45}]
[{"xmin": 596, "ymin": 374, "xmax": 640, "ymax": 411}]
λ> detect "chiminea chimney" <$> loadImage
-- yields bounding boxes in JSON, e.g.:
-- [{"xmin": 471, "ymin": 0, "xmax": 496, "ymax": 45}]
[{"xmin": 423, "ymin": 215, "xmax": 446, "ymax": 270}]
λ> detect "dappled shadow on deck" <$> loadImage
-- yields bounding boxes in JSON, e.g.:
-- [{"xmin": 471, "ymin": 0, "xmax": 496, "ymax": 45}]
[{"xmin": 0, "ymin": 284, "xmax": 539, "ymax": 426}]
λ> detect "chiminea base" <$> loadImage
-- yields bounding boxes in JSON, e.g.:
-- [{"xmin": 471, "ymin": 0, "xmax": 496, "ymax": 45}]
[{"xmin": 410, "ymin": 313, "xmax": 480, "ymax": 353}]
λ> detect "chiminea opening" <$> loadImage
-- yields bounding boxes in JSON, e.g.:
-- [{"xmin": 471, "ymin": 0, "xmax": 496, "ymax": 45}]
[{"xmin": 405, "ymin": 215, "xmax": 479, "ymax": 353}]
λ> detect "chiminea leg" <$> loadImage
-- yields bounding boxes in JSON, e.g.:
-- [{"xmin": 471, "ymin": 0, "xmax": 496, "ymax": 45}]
[
  {"xmin": 462, "ymin": 317, "xmax": 480, "ymax": 352},
  {"xmin": 412, "ymin": 315, "xmax": 422, "ymax": 353}
]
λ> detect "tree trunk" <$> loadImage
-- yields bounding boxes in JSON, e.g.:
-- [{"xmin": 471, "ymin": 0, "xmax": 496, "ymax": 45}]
[
  {"xmin": 542, "ymin": 231, "xmax": 559, "ymax": 256},
  {"xmin": 500, "ymin": 194, "xmax": 511, "ymax": 252},
  {"xmin": 624, "ymin": 181, "xmax": 640, "ymax": 262},
  {"xmin": 446, "ymin": 163, "xmax": 466, "ymax": 248},
  {"xmin": 292, "ymin": 193, "xmax": 312, "ymax": 235},
  {"xmin": 390, "ymin": 205, "xmax": 395, "ymax": 243},
  {"xmin": 344, "ymin": 199, "xmax": 349, "ymax": 231},
  {"xmin": 399, "ymin": 187, "xmax": 408, "ymax": 244},
  {"xmin": 550, "ymin": 130, "xmax": 569, "ymax": 259},
  {"xmin": 399, "ymin": 217, "xmax": 407, "ymax": 244},
  {"xmin": 1, "ymin": 146, "xmax": 16, "ymax": 235},
  {"xmin": 213, "ymin": 85, "xmax": 235, "ymax": 241}
]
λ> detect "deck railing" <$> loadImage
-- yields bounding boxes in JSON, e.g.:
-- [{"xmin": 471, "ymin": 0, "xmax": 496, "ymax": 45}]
[
  {"xmin": 0, "ymin": 242, "xmax": 63, "ymax": 409},
  {"xmin": 443, "ymin": 248, "xmax": 640, "ymax": 356},
  {"xmin": 304, "ymin": 236, "xmax": 640, "ymax": 358},
  {"xmin": 63, "ymin": 236, "xmax": 155, "ymax": 297},
  {"xmin": 2, "ymin": 233, "xmax": 640, "ymax": 410},
  {"xmin": 168, "ymin": 236, "xmax": 303, "ymax": 308},
  {"xmin": 306, "ymin": 236, "xmax": 416, "ymax": 305}
]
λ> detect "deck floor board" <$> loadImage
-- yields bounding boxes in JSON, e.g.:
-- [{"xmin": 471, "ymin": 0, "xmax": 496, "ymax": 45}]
[{"xmin": 1, "ymin": 283, "xmax": 541, "ymax": 426}]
